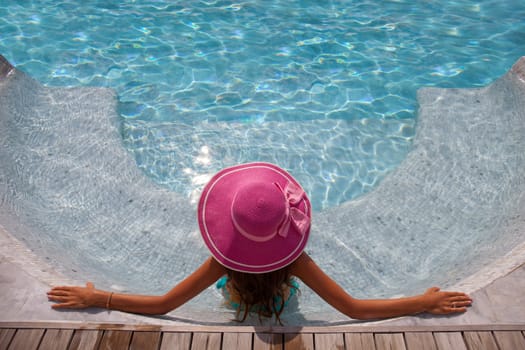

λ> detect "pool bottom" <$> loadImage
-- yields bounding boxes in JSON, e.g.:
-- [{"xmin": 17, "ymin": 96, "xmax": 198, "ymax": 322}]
[{"xmin": 1, "ymin": 55, "xmax": 525, "ymax": 323}]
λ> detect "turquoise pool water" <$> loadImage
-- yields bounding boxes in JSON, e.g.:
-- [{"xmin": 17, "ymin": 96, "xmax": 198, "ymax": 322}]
[{"xmin": 2, "ymin": 0, "xmax": 524, "ymax": 210}]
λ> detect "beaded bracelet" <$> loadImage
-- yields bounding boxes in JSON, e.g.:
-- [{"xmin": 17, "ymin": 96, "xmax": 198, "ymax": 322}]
[{"xmin": 106, "ymin": 292, "xmax": 114, "ymax": 309}]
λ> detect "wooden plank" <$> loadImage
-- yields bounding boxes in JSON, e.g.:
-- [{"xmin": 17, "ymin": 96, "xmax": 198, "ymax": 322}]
[
  {"xmin": 493, "ymin": 331, "xmax": 525, "ymax": 350},
  {"xmin": 433, "ymin": 332, "xmax": 467, "ymax": 350},
  {"xmin": 2, "ymin": 321, "xmax": 525, "ymax": 334},
  {"xmin": 129, "ymin": 331, "xmax": 161, "ymax": 350},
  {"xmin": 38, "ymin": 329, "xmax": 74, "ymax": 350},
  {"xmin": 253, "ymin": 333, "xmax": 283, "ymax": 350},
  {"xmin": 159, "ymin": 332, "xmax": 191, "ymax": 350},
  {"xmin": 284, "ymin": 333, "xmax": 314, "ymax": 350},
  {"xmin": 345, "ymin": 333, "xmax": 375, "ymax": 350},
  {"xmin": 98, "ymin": 330, "xmax": 133, "ymax": 350},
  {"xmin": 67, "ymin": 330, "xmax": 103, "ymax": 350},
  {"xmin": 0, "ymin": 322, "xmax": 257, "ymax": 334},
  {"xmin": 375, "ymin": 333, "xmax": 407, "ymax": 350},
  {"xmin": 404, "ymin": 332, "xmax": 437, "ymax": 350},
  {"xmin": 0, "ymin": 329, "xmax": 16, "ymax": 350},
  {"xmin": 7, "ymin": 329, "xmax": 44, "ymax": 350},
  {"xmin": 463, "ymin": 331, "xmax": 498, "ymax": 350},
  {"xmin": 2, "ymin": 323, "xmax": 525, "ymax": 350},
  {"xmin": 314, "ymin": 333, "xmax": 344, "ymax": 349},
  {"xmin": 222, "ymin": 333, "xmax": 252, "ymax": 349},
  {"xmin": 191, "ymin": 332, "xmax": 222, "ymax": 350}
]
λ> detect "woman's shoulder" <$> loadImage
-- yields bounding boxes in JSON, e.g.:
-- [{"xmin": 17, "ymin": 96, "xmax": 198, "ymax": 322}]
[
  {"xmin": 290, "ymin": 252, "xmax": 316, "ymax": 276},
  {"xmin": 289, "ymin": 252, "xmax": 335, "ymax": 289}
]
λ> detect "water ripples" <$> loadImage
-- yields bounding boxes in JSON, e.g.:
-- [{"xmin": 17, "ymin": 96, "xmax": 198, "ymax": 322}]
[{"xmin": 1, "ymin": 0, "xmax": 524, "ymax": 209}]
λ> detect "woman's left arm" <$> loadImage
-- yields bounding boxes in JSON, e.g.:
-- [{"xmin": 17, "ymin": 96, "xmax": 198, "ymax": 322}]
[{"xmin": 47, "ymin": 256, "xmax": 226, "ymax": 315}]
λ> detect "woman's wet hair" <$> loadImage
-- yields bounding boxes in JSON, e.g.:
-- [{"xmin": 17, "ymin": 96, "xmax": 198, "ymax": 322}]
[{"xmin": 225, "ymin": 266, "xmax": 296, "ymax": 324}]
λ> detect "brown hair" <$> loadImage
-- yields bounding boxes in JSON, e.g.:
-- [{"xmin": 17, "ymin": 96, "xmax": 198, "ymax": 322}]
[{"xmin": 226, "ymin": 266, "xmax": 296, "ymax": 324}]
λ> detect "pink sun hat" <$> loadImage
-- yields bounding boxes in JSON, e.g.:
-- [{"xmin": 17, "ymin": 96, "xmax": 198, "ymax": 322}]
[{"xmin": 198, "ymin": 162, "xmax": 311, "ymax": 273}]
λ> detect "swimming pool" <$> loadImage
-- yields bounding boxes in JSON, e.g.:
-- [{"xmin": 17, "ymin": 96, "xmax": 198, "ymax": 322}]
[
  {"xmin": 3, "ymin": 0, "xmax": 524, "ymax": 210},
  {"xmin": 1, "ymin": 0, "xmax": 525, "ymax": 323}
]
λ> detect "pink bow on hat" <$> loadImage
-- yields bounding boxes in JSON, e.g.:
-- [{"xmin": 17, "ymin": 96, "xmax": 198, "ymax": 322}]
[{"xmin": 275, "ymin": 182, "xmax": 310, "ymax": 238}]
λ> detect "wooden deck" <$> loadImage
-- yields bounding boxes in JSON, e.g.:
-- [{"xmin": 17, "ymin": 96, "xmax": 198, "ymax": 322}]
[{"xmin": 1, "ymin": 322, "xmax": 524, "ymax": 350}]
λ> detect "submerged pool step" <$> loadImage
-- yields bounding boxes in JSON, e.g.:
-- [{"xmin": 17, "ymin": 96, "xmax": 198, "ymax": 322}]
[{"xmin": 313, "ymin": 56, "xmax": 525, "ymax": 297}]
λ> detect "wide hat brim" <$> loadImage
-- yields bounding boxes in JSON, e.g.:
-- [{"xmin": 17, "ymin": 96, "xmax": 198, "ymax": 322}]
[{"xmin": 198, "ymin": 162, "xmax": 311, "ymax": 273}]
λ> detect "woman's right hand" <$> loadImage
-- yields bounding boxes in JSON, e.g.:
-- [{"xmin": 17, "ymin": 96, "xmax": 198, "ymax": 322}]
[{"xmin": 422, "ymin": 287, "xmax": 472, "ymax": 314}]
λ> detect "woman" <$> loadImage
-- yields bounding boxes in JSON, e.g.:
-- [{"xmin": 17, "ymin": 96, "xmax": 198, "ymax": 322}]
[{"xmin": 48, "ymin": 163, "xmax": 472, "ymax": 323}]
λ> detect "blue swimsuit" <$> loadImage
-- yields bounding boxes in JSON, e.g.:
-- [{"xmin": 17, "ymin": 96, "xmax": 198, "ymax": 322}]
[{"xmin": 216, "ymin": 276, "xmax": 299, "ymax": 312}]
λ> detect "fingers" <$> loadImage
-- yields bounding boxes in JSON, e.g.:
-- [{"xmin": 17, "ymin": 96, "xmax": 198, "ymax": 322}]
[
  {"xmin": 428, "ymin": 287, "xmax": 473, "ymax": 303},
  {"xmin": 447, "ymin": 292, "xmax": 472, "ymax": 299},
  {"xmin": 433, "ymin": 303, "xmax": 469, "ymax": 315},
  {"xmin": 444, "ymin": 306, "xmax": 468, "ymax": 313},
  {"xmin": 450, "ymin": 296, "xmax": 473, "ymax": 304},
  {"xmin": 427, "ymin": 287, "xmax": 470, "ymax": 297},
  {"xmin": 48, "ymin": 287, "xmax": 82, "ymax": 299},
  {"xmin": 48, "ymin": 296, "xmax": 73, "ymax": 308},
  {"xmin": 51, "ymin": 301, "xmax": 80, "ymax": 309},
  {"xmin": 425, "ymin": 286, "xmax": 473, "ymax": 315},
  {"xmin": 47, "ymin": 285, "xmax": 87, "ymax": 309},
  {"xmin": 448, "ymin": 294, "xmax": 473, "ymax": 306},
  {"xmin": 447, "ymin": 295, "xmax": 472, "ymax": 308},
  {"xmin": 431, "ymin": 289, "xmax": 470, "ymax": 299},
  {"xmin": 443, "ymin": 295, "xmax": 472, "ymax": 314},
  {"xmin": 47, "ymin": 290, "xmax": 71, "ymax": 297},
  {"xmin": 47, "ymin": 293, "xmax": 76, "ymax": 305},
  {"xmin": 49, "ymin": 286, "xmax": 73, "ymax": 293},
  {"xmin": 448, "ymin": 293, "xmax": 470, "ymax": 298},
  {"xmin": 446, "ymin": 295, "xmax": 472, "ymax": 303},
  {"xmin": 48, "ymin": 283, "xmax": 94, "ymax": 293},
  {"xmin": 451, "ymin": 299, "xmax": 472, "ymax": 306},
  {"xmin": 48, "ymin": 295, "xmax": 86, "ymax": 309},
  {"xmin": 47, "ymin": 295, "xmax": 68, "ymax": 302}
]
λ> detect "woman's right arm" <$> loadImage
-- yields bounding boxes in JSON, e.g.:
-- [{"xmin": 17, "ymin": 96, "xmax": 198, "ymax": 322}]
[{"xmin": 290, "ymin": 252, "xmax": 472, "ymax": 320}]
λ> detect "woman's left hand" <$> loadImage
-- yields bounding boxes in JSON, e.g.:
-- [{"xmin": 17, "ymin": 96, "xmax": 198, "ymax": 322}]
[{"xmin": 47, "ymin": 282, "xmax": 97, "ymax": 309}]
